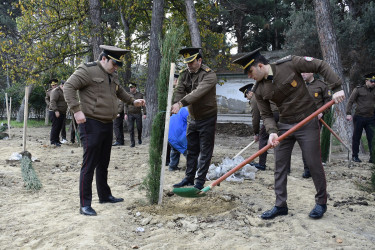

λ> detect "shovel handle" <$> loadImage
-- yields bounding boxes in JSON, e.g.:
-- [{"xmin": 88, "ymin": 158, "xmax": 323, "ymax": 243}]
[
  {"xmin": 209, "ymin": 99, "xmax": 335, "ymax": 189},
  {"xmin": 319, "ymin": 118, "xmax": 350, "ymax": 151},
  {"xmin": 233, "ymin": 140, "xmax": 256, "ymax": 158}
]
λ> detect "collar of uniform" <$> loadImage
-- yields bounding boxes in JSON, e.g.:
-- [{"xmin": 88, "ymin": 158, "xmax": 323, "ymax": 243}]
[
  {"xmin": 265, "ymin": 65, "xmax": 275, "ymax": 81},
  {"xmin": 188, "ymin": 66, "xmax": 201, "ymax": 74}
]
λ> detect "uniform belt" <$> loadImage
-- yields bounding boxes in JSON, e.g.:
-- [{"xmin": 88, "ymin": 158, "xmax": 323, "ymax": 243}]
[{"xmin": 279, "ymin": 106, "xmax": 315, "ymax": 124}]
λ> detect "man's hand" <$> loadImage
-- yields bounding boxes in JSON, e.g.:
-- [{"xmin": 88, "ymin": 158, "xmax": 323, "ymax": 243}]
[
  {"xmin": 254, "ymin": 134, "xmax": 259, "ymax": 142},
  {"xmin": 143, "ymin": 115, "xmax": 146, "ymax": 119},
  {"xmin": 268, "ymin": 133, "xmax": 279, "ymax": 148},
  {"xmin": 124, "ymin": 114, "xmax": 128, "ymax": 121},
  {"xmin": 318, "ymin": 113, "xmax": 323, "ymax": 120},
  {"xmin": 346, "ymin": 115, "xmax": 352, "ymax": 121},
  {"xmin": 55, "ymin": 111, "xmax": 60, "ymax": 118},
  {"xmin": 332, "ymin": 90, "xmax": 345, "ymax": 103},
  {"xmin": 133, "ymin": 99, "xmax": 146, "ymax": 107},
  {"xmin": 171, "ymin": 103, "xmax": 180, "ymax": 114},
  {"xmin": 74, "ymin": 111, "xmax": 86, "ymax": 124}
]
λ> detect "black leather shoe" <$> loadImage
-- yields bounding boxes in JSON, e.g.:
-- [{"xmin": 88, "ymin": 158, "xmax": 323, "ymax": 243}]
[
  {"xmin": 369, "ymin": 158, "xmax": 373, "ymax": 163},
  {"xmin": 130, "ymin": 142, "xmax": 135, "ymax": 147},
  {"xmin": 138, "ymin": 139, "xmax": 142, "ymax": 144},
  {"xmin": 173, "ymin": 178, "xmax": 194, "ymax": 188},
  {"xmin": 51, "ymin": 142, "xmax": 61, "ymax": 147},
  {"xmin": 352, "ymin": 156, "xmax": 362, "ymax": 162},
  {"xmin": 194, "ymin": 183, "xmax": 204, "ymax": 190},
  {"xmin": 261, "ymin": 206, "xmax": 288, "ymax": 219},
  {"xmin": 80, "ymin": 206, "xmax": 97, "ymax": 216},
  {"xmin": 309, "ymin": 204, "xmax": 327, "ymax": 219},
  {"xmin": 112, "ymin": 141, "xmax": 123, "ymax": 146},
  {"xmin": 99, "ymin": 195, "xmax": 124, "ymax": 204},
  {"xmin": 254, "ymin": 163, "xmax": 266, "ymax": 171},
  {"xmin": 302, "ymin": 170, "xmax": 311, "ymax": 178},
  {"xmin": 168, "ymin": 166, "xmax": 180, "ymax": 171}
]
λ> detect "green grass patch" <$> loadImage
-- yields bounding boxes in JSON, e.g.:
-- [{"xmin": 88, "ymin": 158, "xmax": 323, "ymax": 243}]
[{"xmin": 0, "ymin": 119, "xmax": 49, "ymax": 128}]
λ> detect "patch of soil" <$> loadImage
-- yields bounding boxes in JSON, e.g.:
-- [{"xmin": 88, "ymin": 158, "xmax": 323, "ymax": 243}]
[{"xmin": 216, "ymin": 123, "xmax": 253, "ymax": 137}]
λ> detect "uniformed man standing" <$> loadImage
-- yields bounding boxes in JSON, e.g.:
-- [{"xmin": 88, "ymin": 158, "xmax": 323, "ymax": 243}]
[
  {"xmin": 46, "ymin": 79, "xmax": 67, "ymax": 143},
  {"xmin": 346, "ymin": 73, "xmax": 375, "ymax": 163},
  {"xmin": 233, "ymin": 48, "xmax": 345, "ymax": 220},
  {"xmin": 301, "ymin": 72, "xmax": 332, "ymax": 177},
  {"xmin": 240, "ymin": 83, "xmax": 279, "ymax": 171},
  {"xmin": 112, "ymin": 99, "xmax": 125, "ymax": 146},
  {"xmin": 49, "ymin": 81, "xmax": 68, "ymax": 146},
  {"xmin": 64, "ymin": 45, "xmax": 146, "ymax": 216},
  {"xmin": 124, "ymin": 83, "xmax": 146, "ymax": 147},
  {"xmin": 172, "ymin": 47, "xmax": 217, "ymax": 190}
]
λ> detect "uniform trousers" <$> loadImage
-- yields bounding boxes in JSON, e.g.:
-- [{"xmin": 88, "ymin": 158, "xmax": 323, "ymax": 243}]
[
  {"xmin": 352, "ymin": 115, "xmax": 375, "ymax": 158},
  {"xmin": 49, "ymin": 110, "xmax": 66, "ymax": 141},
  {"xmin": 78, "ymin": 118, "xmax": 113, "ymax": 207},
  {"xmin": 113, "ymin": 113, "xmax": 125, "ymax": 144},
  {"xmin": 128, "ymin": 113, "xmax": 142, "ymax": 143},
  {"xmin": 274, "ymin": 117, "xmax": 327, "ymax": 207},
  {"xmin": 258, "ymin": 125, "xmax": 270, "ymax": 166},
  {"xmin": 185, "ymin": 115, "xmax": 216, "ymax": 186},
  {"xmin": 50, "ymin": 111, "xmax": 66, "ymax": 144}
]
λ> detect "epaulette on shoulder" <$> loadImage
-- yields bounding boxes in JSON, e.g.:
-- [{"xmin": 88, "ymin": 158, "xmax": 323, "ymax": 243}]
[
  {"xmin": 275, "ymin": 55, "xmax": 292, "ymax": 65},
  {"xmin": 201, "ymin": 64, "xmax": 212, "ymax": 72},
  {"xmin": 84, "ymin": 62, "xmax": 97, "ymax": 67},
  {"xmin": 179, "ymin": 68, "xmax": 188, "ymax": 73}
]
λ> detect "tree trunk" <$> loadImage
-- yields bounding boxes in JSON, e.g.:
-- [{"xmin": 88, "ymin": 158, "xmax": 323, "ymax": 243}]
[
  {"xmin": 143, "ymin": 0, "xmax": 165, "ymax": 137},
  {"xmin": 184, "ymin": 0, "xmax": 201, "ymax": 47},
  {"xmin": 313, "ymin": 0, "xmax": 353, "ymax": 146},
  {"xmin": 234, "ymin": 16, "xmax": 244, "ymax": 53},
  {"xmin": 89, "ymin": 0, "xmax": 103, "ymax": 60},
  {"xmin": 120, "ymin": 9, "xmax": 132, "ymax": 84}
]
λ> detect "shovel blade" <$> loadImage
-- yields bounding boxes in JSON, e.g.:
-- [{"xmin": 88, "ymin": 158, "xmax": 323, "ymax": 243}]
[{"xmin": 173, "ymin": 187, "xmax": 207, "ymax": 198}]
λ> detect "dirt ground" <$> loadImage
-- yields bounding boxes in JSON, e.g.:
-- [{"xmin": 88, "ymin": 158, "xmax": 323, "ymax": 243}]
[{"xmin": 0, "ymin": 124, "xmax": 374, "ymax": 249}]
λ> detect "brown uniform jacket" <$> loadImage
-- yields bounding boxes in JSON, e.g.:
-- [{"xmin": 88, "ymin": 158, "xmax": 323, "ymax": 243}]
[
  {"xmin": 173, "ymin": 64, "xmax": 217, "ymax": 120},
  {"xmin": 250, "ymin": 96, "xmax": 278, "ymax": 135},
  {"xmin": 50, "ymin": 87, "xmax": 68, "ymax": 114},
  {"xmin": 254, "ymin": 56, "xmax": 342, "ymax": 134},
  {"xmin": 45, "ymin": 88, "xmax": 54, "ymax": 110},
  {"xmin": 346, "ymin": 85, "xmax": 375, "ymax": 117},
  {"xmin": 124, "ymin": 92, "xmax": 146, "ymax": 115},
  {"xmin": 306, "ymin": 78, "xmax": 332, "ymax": 114},
  {"xmin": 63, "ymin": 61, "xmax": 135, "ymax": 123},
  {"xmin": 117, "ymin": 99, "xmax": 125, "ymax": 114}
]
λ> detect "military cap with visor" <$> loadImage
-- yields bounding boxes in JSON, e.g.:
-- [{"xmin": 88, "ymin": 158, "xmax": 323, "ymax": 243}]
[
  {"xmin": 100, "ymin": 45, "xmax": 130, "ymax": 67},
  {"xmin": 239, "ymin": 83, "xmax": 254, "ymax": 98},
  {"xmin": 129, "ymin": 83, "xmax": 137, "ymax": 88},
  {"xmin": 232, "ymin": 47, "xmax": 262, "ymax": 74},
  {"xmin": 179, "ymin": 47, "xmax": 202, "ymax": 64},
  {"xmin": 364, "ymin": 72, "xmax": 375, "ymax": 82},
  {"xmin": 49, "ymin": 79, "xmax": 58, "ymax": 86}
]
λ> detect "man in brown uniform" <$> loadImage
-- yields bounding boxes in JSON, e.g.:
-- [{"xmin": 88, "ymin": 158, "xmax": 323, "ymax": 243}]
[
  {"xmin": 49, "ymin": 81, "xmax": 68, "ymax": 146},
  {"xmin": 233, "ymin": 48, "xmax": 345, "ymax": 220},
  {"xmin": 346, "ymin": 73, "xmax": 375, "ymax": 163},
  {"xmin": 301, "ymin": 72, "xmax": 332, "ymax": 177},
  {"xmin": 124, "ymin": 83, "xmax": 146, "ymax": 147},
  {"xmin": 112, "ymin": 99, "xmax": 125, "ymax": 146},
  {"xmin": 172, "ymin": 47, "xmax": 217, "ymax": 190},
  {"xmin": 240, "ymin": 83, "xmax": 279, "ymax": 171},
  {"xmin": 64, "ymin": 45, "xmax": 146, "ymax": 216},
  {"xmin": 46, "ymin": 79, "xmax": 67, "ymax": 143}
]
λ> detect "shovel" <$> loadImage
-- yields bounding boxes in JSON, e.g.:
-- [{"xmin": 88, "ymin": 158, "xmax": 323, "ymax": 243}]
[{"xmin": 173, "ymin": 99, "xmax": 335, "ymax": 198}]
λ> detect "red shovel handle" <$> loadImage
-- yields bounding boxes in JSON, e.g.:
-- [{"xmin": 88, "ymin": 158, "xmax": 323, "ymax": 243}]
[
  {"xmin": 210, "ymin": 99, "xmax": 335, "ymax": 188},
  {"xmin": 319, "ymin": 118, "xmax": 350, "ymax": 151}
]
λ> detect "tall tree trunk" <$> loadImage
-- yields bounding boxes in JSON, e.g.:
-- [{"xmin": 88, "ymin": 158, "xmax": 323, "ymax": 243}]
[
  {"xmin": 144, "ymin": 0, "xmax": 165, "ymax": 137},
  {"xmin": 120, "ymin": 8, "xmax": 132, "ymax": 84},
  {"xmin": 184, "ymin": 0, "xmax": 201, "ymax": 47},
  {"xmin": 313, "ymin": 0, "xmax": 353, "ymax": 146},
  {"xmin": 89, "ymin": 0, "xmax": 103, "ymax": 60},
  {"xmin": 234, "ymin": 16, "xmax": 244, "ymax": 53}
]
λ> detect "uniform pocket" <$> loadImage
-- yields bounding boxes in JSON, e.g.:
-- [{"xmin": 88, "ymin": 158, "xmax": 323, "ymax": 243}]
[{"xmin": 278, "ymin": 73, "xmax": 297, "ymax": 96}]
